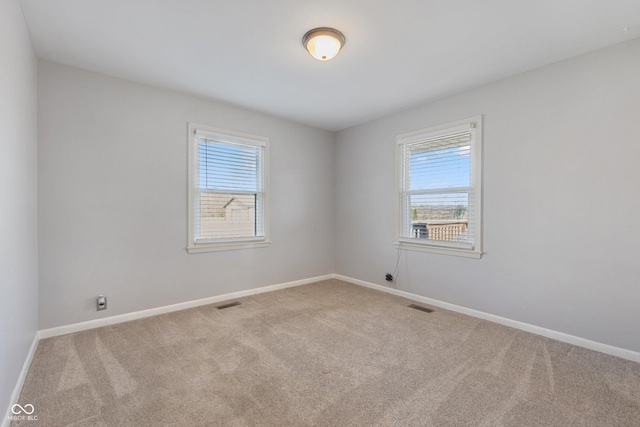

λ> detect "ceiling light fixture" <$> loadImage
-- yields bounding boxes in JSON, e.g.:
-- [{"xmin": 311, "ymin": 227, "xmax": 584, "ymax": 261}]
[{"xmin": 302, "ymin": 27, "xmax": 345, "ymax": 61}]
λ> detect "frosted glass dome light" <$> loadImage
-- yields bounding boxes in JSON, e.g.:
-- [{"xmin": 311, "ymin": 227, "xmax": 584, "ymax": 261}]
[{"xmin": 303, "ymin": 28, "xmax": 345, "ymax": 61}]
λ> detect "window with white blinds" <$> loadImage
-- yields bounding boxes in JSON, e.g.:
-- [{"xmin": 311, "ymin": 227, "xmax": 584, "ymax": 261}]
[
  {"xmin": 396, "ymin": 117, "xmax": 482, "ymax": 258},
  {"xmin": 187, "ymin": 123, "xmax": 269, "ymax": 253}
]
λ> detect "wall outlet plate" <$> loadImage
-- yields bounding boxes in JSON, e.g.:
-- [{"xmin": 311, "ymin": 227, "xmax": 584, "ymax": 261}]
[{"xmin": 97, "ymin": 295, "xmax": 107, "ymax": 311}]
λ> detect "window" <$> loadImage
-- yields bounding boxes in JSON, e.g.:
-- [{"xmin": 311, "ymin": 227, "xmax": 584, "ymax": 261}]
[
  {"xmin": 188, "ymin": 123, "xmax": 269, "ymax": 253},
  {"xmin": 396, "ymin": 116, "xmax": 482, "ymax": 258}
]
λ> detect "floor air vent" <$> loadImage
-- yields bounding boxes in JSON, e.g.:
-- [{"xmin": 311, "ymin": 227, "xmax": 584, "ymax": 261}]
[
  {"xmin": 216, "ymin": 301, "xmax": 241, "ymax": 310},
  {"xmin": 408, "ymin": 304, "xmax": 434, "ymax": 313}
]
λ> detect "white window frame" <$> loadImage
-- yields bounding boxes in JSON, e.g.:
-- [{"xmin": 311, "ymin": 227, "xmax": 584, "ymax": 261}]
[
  {"xmin": 395, "ymin": 116, "xmax": 483, "ymax": 259},
  {"xmin": 187, "ymin": 123, "xmax": 270, "ymax": 253}
]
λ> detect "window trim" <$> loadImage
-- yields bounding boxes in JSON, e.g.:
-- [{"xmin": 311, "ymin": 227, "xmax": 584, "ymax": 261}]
[
  {"xmin": 394, "ymin": 116, "xmax": 483, "ymax": 259},
  {"xmin": 187, "ymin": 123, "xmax": 270, "ymax": 254}
]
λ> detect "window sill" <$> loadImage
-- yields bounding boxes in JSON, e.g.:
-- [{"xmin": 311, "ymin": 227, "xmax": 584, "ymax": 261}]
[
  {"xmin": 394, "ymin": 241, "xmax": 482, "ymax": 259},
  {"xmin": 187, "ymin": 240, "xmax": 271, "ymax": 254}
]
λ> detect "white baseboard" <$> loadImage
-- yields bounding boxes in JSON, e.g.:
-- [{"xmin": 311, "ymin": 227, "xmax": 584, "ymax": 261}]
[
  {"xmin": 334, "ymin": 274, "xmax": 640, "ymax": 363},
  {"xmin": 39, "ymin": 274, "xmax": 334, "ymax": 339},
  {"xmin": 2, "ymin": 333, "xmax": 40, "ymax": 427},
  {"xmin": 34, "ymin": 272, "xmax": 640, "ymax": 363}
]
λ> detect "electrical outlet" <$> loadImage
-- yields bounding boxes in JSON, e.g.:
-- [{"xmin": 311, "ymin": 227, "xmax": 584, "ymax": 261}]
[
  {"xmin": 385, "ymin": 273, "xmax": 393, "ymax": 282},
  {"xmin": 97, "ymin": 295, "xmax": 107, "ymax": 311}
]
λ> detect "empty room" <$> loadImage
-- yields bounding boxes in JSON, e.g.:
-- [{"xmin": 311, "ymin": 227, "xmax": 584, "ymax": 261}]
[{"xmin": 2, "ymin": 0, "xmax": 640, "ymax": 425}]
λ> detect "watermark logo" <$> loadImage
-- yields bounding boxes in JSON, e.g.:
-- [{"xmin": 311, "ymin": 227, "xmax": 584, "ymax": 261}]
[
  {"xmin": 8, "ymin": 403, "xmax": 38, "ymax": 421},
  {"xmin": 12, "ymin": 404, "xmax": 35, "ymax": 415}
]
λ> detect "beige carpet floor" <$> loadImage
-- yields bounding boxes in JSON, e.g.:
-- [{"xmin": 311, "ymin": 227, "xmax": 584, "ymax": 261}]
[{"xmin": 13, "ymin": 279, "xmax": 640, "ymax": 426}]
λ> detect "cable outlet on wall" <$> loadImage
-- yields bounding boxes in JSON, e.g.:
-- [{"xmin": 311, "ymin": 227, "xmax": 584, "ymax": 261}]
[{"xmin": 97, "ymin": 295, "xmax": 107, "ymax": 311}]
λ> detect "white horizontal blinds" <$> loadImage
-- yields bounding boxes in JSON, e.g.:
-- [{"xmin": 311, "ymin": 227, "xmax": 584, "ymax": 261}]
[
  {"xmin": 195, "ymin": 134, "xmax": 264, "ymax": 242},
  {"xmin": 402, "ymin": 131, "xmax": 475, "ymax": 247},
  {"xmin": 408, "ymin": 133, "xmax": 471, "ymax": 190}
]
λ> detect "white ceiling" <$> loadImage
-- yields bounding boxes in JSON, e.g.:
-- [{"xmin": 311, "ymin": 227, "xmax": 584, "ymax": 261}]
[{"xmin": 20, "ymin": 0, "xmax": 640, "ymax": 131}]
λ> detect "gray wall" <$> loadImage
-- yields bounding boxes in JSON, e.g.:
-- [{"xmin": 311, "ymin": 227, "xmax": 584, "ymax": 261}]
[
  {"xmin": 0, "ymin": 0, "xmax": 39, "ymax": 415},
  {"xmin": 38, "ymin": 61, "xmax": 336, "ymax": 329},
  {"xmin": 335, "ymin": 38, "xmax": 640, "ymax": 353}
]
